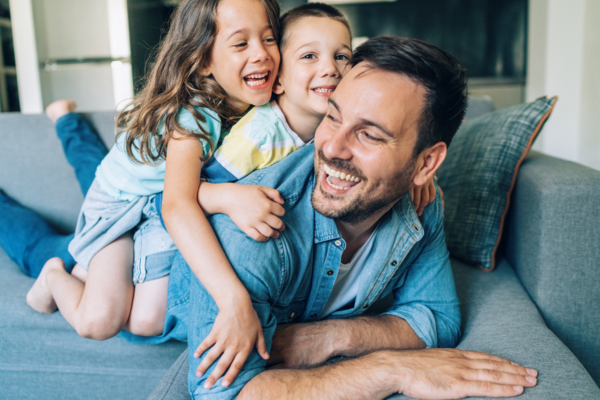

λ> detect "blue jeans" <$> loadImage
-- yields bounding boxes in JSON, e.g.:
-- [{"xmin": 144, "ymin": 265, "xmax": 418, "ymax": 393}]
[{"xmin": 0, "ymin": 113, "xmax": 108, "ymax": 277}]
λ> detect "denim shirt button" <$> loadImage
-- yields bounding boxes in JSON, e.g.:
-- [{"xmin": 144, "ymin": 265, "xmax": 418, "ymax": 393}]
[
  {"xmin": 413, "ymin": 224, "xmax": 420, "ymax": 232},
  {"xmin": 334, "ymin": 240, "xmax": 342, "ymax": 246},
  {"xmin": 363, "ymin": 303, "xmax": 369, "ymax": 309},
  {"xmin": 327, "ymin": 269, "xmax": 334, "ymax": 276},
  {"xmin": 391, "ymin": 260, "xmax": 398, "ymax": 266},
  {"xmin": 290, "ymin": 312, "xmax": 295, "ymax": 318}
]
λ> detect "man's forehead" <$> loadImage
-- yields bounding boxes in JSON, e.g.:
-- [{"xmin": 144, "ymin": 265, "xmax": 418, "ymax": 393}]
[{"xmin": 332, "ymin": 64, "xmax": 425, "ymax": 136}]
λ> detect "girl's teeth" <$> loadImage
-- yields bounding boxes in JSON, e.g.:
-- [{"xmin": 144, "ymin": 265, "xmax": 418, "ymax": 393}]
[{"xmin": 314, "ymin": 88, "xmax": 334, "ymax": 93}]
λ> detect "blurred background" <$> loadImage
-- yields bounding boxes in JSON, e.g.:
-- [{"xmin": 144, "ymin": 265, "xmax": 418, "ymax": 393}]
[{"xmin": 1, "ymin": 0, "xmax": 598, "ymax": 170}]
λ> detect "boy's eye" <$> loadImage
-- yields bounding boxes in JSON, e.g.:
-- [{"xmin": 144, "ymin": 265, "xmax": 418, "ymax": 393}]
[{"xmin": 336, "ymin": 54, "xmax": 350, "ymax": 61}]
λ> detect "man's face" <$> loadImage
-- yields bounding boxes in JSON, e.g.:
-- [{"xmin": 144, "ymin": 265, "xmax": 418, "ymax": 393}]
[{"xmin": 312, "ymin": 64, "xmax": 427, "ymax": 224}]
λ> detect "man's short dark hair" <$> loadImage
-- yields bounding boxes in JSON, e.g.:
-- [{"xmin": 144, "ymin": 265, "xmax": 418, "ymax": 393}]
[
  {"xmin": 351, "ymin": 36, "xmax": 468, "ymax": 155},
  {"xmin": 279, "ymin": 3, "xmax": 352, "ymax": 53}
]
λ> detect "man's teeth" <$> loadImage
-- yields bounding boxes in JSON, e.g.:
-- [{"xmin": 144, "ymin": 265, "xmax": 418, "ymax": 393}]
[
  {"xmin": 313, "ymin": 88, "xmax": 334, "ymax": 93},
  {"xmin": 323, "ymin": 164, "xmax": 361, "ymax": 183}
]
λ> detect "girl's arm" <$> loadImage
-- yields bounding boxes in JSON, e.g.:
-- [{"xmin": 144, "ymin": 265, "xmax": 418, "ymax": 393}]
[
  {"xmin": 410, "ymin": 176, "xmax": 441, "ymax": 216},
  {"xmin": 162, "ymin": 134, "xmax": 268, "ymax": 388}
]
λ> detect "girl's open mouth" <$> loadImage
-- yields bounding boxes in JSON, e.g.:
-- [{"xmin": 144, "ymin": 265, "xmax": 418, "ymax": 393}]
[{"xmin": 244, "ymin": 71, "xmax": 271, "ymax": 90}]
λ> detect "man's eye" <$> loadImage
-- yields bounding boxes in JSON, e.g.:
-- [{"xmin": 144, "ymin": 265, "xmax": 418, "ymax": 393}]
[
  {"xmin": 362, "ymin": 131, "xmax": 383, "ymax": 142},
  {"xmin": 302, "ymin": 53, "xmax": 316, "ymax": 59}
]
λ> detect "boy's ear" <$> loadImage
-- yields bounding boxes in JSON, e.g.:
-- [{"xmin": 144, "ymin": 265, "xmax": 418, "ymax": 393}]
[{"xmin": 273, "ymin": 74, "xmax": 284, "ymax": 95}]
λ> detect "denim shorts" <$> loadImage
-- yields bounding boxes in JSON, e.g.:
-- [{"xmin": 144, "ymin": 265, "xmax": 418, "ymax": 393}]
[{"xmin": 68, "ymin": 180, "xmax": 177, "ymax": 283}]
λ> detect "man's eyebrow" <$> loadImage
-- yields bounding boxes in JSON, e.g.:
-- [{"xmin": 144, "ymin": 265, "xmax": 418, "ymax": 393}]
[{"xmin": 328, "ymin": 99, "xmax": 394, "ymax": 138}]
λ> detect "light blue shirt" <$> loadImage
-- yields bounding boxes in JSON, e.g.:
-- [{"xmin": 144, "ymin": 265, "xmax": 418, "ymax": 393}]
[
  {"xmin": 121, "ymin": 143, "xmax": 461, "ymax": 399},
  {"xmin": 95, "ymin": 107, "xmax": 221, "ymax": 200}
]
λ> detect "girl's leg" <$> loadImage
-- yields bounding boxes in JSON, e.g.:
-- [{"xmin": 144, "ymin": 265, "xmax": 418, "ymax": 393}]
[
  {"xmin": 43, "ymin": 234, "xmax": 135, "ymax": 340},
  {"xmin": 126, "ymin": 276, "xmax": 170, "ymax": 336},
  {"xmin": 0, "ymin": 191, "xmax": 75, "ymax": 277},
  {"xmin": 48, "ymin": 100, "xmax": 109, "ymax": 196}
]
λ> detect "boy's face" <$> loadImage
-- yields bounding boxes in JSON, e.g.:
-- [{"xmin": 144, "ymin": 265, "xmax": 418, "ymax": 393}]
[{"xmin": 275, "ymin": 17, "xmax": 352, "ymax": 119}]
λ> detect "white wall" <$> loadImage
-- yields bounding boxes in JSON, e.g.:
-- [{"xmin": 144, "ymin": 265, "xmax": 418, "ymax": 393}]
[{"xmin": 527, "ymin": 0, "xmax": 600, "ymax": 170}]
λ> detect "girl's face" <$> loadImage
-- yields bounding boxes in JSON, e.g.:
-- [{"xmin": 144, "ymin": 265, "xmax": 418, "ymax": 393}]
[
  {"xmin": 275, "ymin": 17, "xmax": 352, "ymax": 119},
  {"xmin": 207, "ymin": 0, "xmax": 280, "ymax": 113}
]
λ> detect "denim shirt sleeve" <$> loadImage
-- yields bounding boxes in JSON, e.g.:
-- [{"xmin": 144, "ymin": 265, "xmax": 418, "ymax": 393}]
[
  {"xmin": 185, "ymin": 214, "xmax": 285, "ymax": 400},
  {"xmin": 382, "ymin": 191, "xmax": 461, "ymax": 349}
]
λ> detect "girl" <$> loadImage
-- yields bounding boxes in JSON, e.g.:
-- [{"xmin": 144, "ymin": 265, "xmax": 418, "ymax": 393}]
[{"xmin": 27, "ymin": 0, "xmax": 282, "ymax": 387}]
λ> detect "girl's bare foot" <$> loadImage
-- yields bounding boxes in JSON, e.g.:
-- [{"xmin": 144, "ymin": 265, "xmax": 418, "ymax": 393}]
[
  {"xmin": 45, "ymin": 100, "xmax": 77, "ymax": 124},
  {"xmin": 26, "ymin": 257, "xmax": 65, "ymax": 314}
]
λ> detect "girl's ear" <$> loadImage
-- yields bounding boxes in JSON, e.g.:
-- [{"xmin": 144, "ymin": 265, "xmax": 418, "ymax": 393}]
[{"xmin": 273, "ymin": 74, "xmax": 284, "ymax": 95}]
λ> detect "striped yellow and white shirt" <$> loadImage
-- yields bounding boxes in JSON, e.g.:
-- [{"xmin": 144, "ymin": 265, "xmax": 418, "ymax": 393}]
[{"xmin": 202, "ymin": 100, "xmax": 307, "ymax": 183}]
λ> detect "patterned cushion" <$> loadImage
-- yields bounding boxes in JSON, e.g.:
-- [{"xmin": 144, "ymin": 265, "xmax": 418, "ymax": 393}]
[{"xmin": 437, "ymin": 96, "xmax": 557, "ymax": 271}]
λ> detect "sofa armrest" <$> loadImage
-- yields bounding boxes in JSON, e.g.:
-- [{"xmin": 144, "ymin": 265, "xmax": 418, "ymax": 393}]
[{"xmin": 504, "ymin": 150, "xmax": 600, "ymax": 384}]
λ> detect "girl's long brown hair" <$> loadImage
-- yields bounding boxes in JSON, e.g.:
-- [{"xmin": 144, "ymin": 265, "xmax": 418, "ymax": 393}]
[{"xmin": 116, "ymin": 0, "xmax": 280, "ymax": 165}]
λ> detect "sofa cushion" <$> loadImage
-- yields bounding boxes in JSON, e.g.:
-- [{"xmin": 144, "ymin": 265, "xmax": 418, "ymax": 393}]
[
  {"xmin": 437, "ymin": 97, "xmax": 557, "ymax": 271},
  {"xmin": 0, "ymin": 247, "xmax": 186, "ymax": 399}
]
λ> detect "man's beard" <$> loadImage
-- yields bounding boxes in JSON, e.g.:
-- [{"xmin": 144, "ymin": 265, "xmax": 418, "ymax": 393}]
[{"xmin": 312, "ymin": 150, "xmax": 416, "ymax": 225}]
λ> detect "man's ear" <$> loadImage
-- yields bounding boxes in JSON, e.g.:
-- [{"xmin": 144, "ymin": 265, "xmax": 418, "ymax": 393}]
[
  {"xmin": 273, "ymin": 74, "xmax": 284, "ymax": 95},
  {"xmin": 412, "ymin": 142, "xmax": 447, "ymax": 187}
]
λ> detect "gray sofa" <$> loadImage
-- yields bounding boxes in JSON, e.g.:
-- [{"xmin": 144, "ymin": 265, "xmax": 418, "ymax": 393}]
[{"xmin": 1, "ymin": 101, "xmax": 599, "ymax": 399}]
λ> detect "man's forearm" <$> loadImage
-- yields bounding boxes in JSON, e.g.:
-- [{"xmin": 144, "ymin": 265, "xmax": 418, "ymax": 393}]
[
  {"xmin": 270, "ymin": 315, "xmax": 424, "ymax": 368},
  {"xmin": 239, "ymin": 351, "xmax": 398, "ymax": 400}
]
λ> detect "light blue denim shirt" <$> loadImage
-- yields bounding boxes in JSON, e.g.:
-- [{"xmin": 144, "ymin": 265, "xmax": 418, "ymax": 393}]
[{"xmin": 127, "ymin": 143, "xmax": 461, "ymax": 399}]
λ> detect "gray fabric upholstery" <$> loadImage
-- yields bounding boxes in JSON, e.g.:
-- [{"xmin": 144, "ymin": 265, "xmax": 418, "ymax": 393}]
[
  {"xmin": 504, "ymin": 151, "xmax": 600, "ymax": 385},
  {"xmin": 0, "ymin": 112, "xmax": 115, "ymax": 234},
  {"xmin": 147, "ymin": 259, "xmax": 600, "ymax": 400},
  {"xmin": 465, "ymin": 95, "xmax": 496, "ymax": 120},
  {"xmin": 0, "ymin": 111, "xmax": 185, "ymax": 399}
]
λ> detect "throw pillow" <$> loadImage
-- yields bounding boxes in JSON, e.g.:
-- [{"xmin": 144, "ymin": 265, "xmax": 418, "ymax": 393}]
[{"xmin": 437, "ymin": 96, "xmax": 557, "ymax": 271}]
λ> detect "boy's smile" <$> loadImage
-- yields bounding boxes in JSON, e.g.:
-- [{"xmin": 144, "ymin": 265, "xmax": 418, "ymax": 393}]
[{"xmin": 275, "ymin": 16, "xmax": 352, "ymax": 141}]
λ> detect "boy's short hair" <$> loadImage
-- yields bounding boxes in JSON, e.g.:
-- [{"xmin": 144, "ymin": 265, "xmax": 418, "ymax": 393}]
[{"xmin": 279, "ymin": 3, "xmax": 352, "ymax": 53}]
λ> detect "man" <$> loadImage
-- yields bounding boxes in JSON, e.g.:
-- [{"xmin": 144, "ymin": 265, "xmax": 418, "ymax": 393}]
[{"xmin": 152, "ymin": 36, "xmax": 538, "ymax": 399}]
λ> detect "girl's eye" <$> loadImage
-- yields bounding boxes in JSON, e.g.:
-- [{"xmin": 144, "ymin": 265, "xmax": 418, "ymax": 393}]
[
  {"xmin": 302, "ymin": 53, "xmax": 317, "ymax": 60},
  {"xmin": 234, "ymin": 42, "xmax": 247, "ymax": 48},
  {"xmin": 265, "ymin": 37, "xmax": 276, "ymax": 43},
  {"xmin": 336, "ymin": 54, "xmax": 350, "ymax": 61}
]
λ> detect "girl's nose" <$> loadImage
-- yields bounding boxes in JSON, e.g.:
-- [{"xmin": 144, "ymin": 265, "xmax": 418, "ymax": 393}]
[{"xmin": 320, "ymin": 58, "xmax": 340, "ymax": 78}]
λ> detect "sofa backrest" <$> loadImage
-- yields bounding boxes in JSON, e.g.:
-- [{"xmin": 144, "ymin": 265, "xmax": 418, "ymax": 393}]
[{"xmin": 0, "ymin": 111, "xmax": 116, "ymax": 233}]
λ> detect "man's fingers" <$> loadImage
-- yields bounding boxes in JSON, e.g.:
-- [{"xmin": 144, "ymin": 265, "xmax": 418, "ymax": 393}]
[
  {"xmin": 204, "ymin": 350, "xmax": 236, "ymax": 389},
  {"xmin": 457, "ymin": 350, "xmax": 514, "ymax": 364},
  {"xmin": 466, "ymin": 360, "xmax": 534, "ymax": 377},
  {"xmin": 222, "ymin": 351, "xmax": 251, "ymax": 388},
  {"xmin": 197, "ymin": 345, "xmax": 224, "ymax": 378},
  {"xmin": 462, "ymin": 367, "xmax": 537, "ymax": 387},
  {"xmin": 459, "ymin": 380, "xmax": 525, "ymax": 398}
]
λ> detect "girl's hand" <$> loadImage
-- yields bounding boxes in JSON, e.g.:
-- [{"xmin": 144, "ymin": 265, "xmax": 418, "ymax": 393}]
[
  {"xmin": 224, "ymin": 185, "xmax": 286, "ymax": 241},
  {"xmin": 410, "ymin": 176, "xmax": 438, "ymax": 217},
  {"xmin": 193, "ymin": 297, "xmax": 268, "ymax": 389}
]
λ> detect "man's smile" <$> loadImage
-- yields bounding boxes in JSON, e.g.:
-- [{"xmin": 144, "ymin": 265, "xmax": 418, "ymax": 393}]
[{"xmin": 322, "ymin": 163, "xmax": 361, "ymax": 192}]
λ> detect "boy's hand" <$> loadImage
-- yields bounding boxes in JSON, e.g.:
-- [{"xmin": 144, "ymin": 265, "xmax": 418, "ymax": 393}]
[
  {"xmin": 410, "ymin": 176, "xmax": 438, "ymax": 217},
  {"xmin": 224, "ymin": 185, "xmax": 286, "ymax": 241},
  {"xmin": 194, "ymin": 296, "xmax": 269, "ymax": 389}
]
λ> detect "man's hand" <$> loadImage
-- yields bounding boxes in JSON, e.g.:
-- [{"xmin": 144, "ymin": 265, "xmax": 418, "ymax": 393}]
[{"xmin": 390, "ymin": 348, "xmax": 538, "ymax": 399}]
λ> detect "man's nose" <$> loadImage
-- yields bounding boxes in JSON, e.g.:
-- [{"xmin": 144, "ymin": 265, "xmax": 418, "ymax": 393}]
[{"xmin": 322, "ymin": 126, "xmax": 352, "ymax": 161}]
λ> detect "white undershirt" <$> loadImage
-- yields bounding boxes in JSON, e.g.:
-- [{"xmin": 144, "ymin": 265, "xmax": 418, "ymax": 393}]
[{"xmin": 319, "ymin": 228, "xmax": 379, "ymax": 318}]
